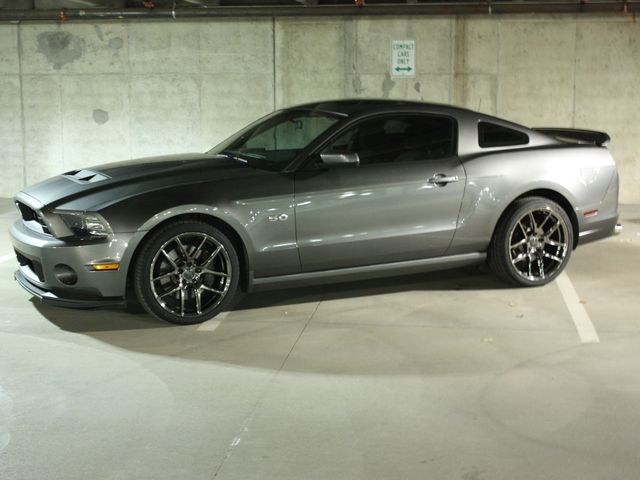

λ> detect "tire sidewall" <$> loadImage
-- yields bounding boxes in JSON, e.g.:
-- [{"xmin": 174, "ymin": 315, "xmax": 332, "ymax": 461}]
[{"xmin": 134, "ymin": 221, "xmax": 240, "ymax": 325}]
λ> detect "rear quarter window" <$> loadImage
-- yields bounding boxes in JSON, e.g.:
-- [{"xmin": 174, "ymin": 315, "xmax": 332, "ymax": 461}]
[{"xmin": 478, "ymin": 122, "xmax": 529, "ymax": 148}]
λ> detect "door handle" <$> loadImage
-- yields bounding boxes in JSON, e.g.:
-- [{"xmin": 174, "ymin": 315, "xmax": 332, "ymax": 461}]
[{"xmin": 428, "ymin": 173, "xmax": 460, "ymax": 186}]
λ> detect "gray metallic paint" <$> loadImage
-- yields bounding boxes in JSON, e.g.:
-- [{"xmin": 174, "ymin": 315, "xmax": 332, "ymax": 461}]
[
  {"xmin": 448, "ymin": 145, "xmax": 618, "ymax": 254},
  {"xmin": 10, "ymin": 218, "xmax": 139, "ymax": 299},
  {"xmin": 9, "ymin": 100, "xmax": 619, "ymax": 306},
  {"xmin": 294, "ymin": 156, "xmax": 466, "ymax": 271}
]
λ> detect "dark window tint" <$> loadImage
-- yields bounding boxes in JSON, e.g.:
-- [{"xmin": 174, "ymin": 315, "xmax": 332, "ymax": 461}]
[
  {"xmin": 323, "ymin": 115, "xmax": 455, "ymax": 165},
  {"xmin": 478, "ymin": 122, "xmax": 529, "ymax": 148}
]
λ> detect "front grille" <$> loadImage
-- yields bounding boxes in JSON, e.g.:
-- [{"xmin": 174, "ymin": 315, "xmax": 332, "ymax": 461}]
[
  {"xmin": 15, "ymin": 250, "xmax": 45, "ymax": 282},
  {"xmin": 16, "ymin": 201, "xmax": 51, "ymax": 235}
]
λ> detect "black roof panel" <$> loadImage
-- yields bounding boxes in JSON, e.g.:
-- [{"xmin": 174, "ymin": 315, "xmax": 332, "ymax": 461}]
[{"xmin": 289, "ymin": 99, "xmax": 472, "ymax": 117}]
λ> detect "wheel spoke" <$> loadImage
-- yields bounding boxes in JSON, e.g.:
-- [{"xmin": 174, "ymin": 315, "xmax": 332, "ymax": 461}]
[
  {"xmin": 512, "ymin": 253, "xmax": 528, "ymax": 264},
  {"xmin": 544, "ymin": 219, "xmax": 561, "ymax": 238},
  {"xmin": 200, "ymin": 245, "xmax": 222, "ymax": 268},
  {"xmin": 161, "ymin": 249, "xmax": 178, "ymax": 269},
  {"xmin": 175, "ymin": 237, "xmax": 190, "ymax": 261},
  {"xmin": 528, "ymin": 212, "xmax": 537, "ymax": 231},
  {"xmin": 543, "ymin": 252, "xmax": 563, "ymax": 263},
  {"xmin": 201, "ymin": 285, "xmax": 224, "ymax": 295},
  {"xmin": 154, "ymin": 270, "xmax": 177, "ymax": 282},
  {"xmin": 527, "ymin": 255, "xmax": 533, "ymax": 278},
  {"xmin": 195, "ymin": 288, "xmax": 202, "ymax": 315},
  {"xmin": 159, "ymin": 286, "xmax": 180, "ymax": 298},
  {"xmin": 517, "ymin": 221, "xmax": 528, "ymax": 237},
  {"xmin": 510, "ymin": 238, "xmax": 527, "ymax": 249},
  {"xmin": 537, "ymin": 257, "xmax": 545, "ymax": 279},
  {"xmin": 192, "ymin": 237, "xmax": 208, "ymax": 262},
  {"xmin": 202, "ymin": 268, "xmax": 230, "ymax": 277},
  {"xmin": 545, "ymin": 238, "xmax": 566, "ymax": 248},
  {"xmin": 180, "ymin": 288, "xmax": 185, "ymax": 316},
  {"xmin": 538, "ymin": 211, "xmax": 553, "ymax": 230}
]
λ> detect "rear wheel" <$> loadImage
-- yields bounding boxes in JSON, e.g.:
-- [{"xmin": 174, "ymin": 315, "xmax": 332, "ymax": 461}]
[
  {"xmin": 134, "ymin": 220, "xmax": 239, "ymax": 325},
  {"xmin": 489, "ymin": 197, "xmax": 573, "ymax": 286}
]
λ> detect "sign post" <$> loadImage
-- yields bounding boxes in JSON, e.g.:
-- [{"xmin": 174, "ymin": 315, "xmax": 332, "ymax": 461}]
[{"xmin": 391, "ymin": 40, "xmax": 416, "ymax": 77}]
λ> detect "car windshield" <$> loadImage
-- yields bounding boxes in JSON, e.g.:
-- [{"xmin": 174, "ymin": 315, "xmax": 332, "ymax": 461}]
[{"xmin": 208, "ymin": 110, "xmax": 340, "ymax": 171}]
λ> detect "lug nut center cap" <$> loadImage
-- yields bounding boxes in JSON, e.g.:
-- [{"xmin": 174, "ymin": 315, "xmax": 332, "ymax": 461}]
[
  {"xmin": 181, "ymin": 266, "xmax": 198, "ymax": 283},
  {"xmin": 528, "ymin": 236, "xmax": 543, "ymax": 249}
]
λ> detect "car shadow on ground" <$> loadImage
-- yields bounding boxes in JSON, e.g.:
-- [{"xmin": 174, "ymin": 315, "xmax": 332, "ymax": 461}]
[
  {"xmin": 35, "ymin": 266, "xmax": 512, "ymax": 333},
  {"xmin": 29, "ymin": 267, "xmax": 526, "ymax": 376}
]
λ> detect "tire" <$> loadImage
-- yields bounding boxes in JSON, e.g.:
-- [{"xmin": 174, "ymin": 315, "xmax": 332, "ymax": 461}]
[
  {"xmin": 489, "ymin": 196, "xmax": 573, "ymax": 287},
  {"xmin": 134, "ymin": 220, "xmax": 240, "ymax": 325}
]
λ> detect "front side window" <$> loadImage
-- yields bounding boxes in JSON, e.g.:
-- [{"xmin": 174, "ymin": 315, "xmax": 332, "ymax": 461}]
[
  {"xmin": 322, "ymin": 115, "xmax": 455, "ymax": 166},
  {"xmin": 209, "ymin": 110, "xmax": 340, "ymax": 170},
  {"xmin": 478, "ymin": 122, "xmax": 529, "ymax": 148}
]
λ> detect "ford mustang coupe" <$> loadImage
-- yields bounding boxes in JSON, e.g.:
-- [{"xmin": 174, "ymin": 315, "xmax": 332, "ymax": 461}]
[{"xmin": 10, "ymin": 100, "xmax": 619, "ymax": 324}]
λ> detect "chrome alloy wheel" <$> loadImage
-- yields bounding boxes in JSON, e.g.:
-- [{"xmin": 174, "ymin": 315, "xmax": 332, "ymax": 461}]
[
  {"xmin": 508, "ymin": 207, "xmax": 570, "ymax": 282},
  {"xmin": 149, "ymin": 232, "xmax": 232, "ymax": 318}
]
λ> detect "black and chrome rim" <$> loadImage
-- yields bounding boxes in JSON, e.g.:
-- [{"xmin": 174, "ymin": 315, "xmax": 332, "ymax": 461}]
[
  {"xmin": 508, "ymin": 208, "xmax": 569, "ymax": 281},
  {"xmin": 150, "ymin": 232, "xmax": 232, "ymax": 317}
]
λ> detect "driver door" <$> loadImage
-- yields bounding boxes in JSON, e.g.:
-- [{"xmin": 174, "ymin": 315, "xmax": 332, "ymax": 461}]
[{"xmin": 294, "ymin": 113, "xmax": 466, "ymax": 272}]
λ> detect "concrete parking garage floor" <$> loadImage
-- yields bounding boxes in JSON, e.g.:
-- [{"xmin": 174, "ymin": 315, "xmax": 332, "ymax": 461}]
[{"xmin": 1, "ymin": 199, "xmax": 639, "ymax": 480}]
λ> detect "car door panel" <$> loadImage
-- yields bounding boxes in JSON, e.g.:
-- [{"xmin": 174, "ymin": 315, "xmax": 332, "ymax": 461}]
[{"xmin": 294, "ymin": 156, "xmax": 466, "ymax": 272}]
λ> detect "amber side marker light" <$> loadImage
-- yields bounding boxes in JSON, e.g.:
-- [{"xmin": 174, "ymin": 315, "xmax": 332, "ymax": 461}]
[{"xmin": 89, "ymin": 263, "xmax": 120, "ymax": 271}]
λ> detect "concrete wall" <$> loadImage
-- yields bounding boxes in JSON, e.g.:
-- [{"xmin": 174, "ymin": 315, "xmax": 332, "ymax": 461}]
[{"xmin": 0, "ymin": 16, "xmax": 638, "ymax": 202}]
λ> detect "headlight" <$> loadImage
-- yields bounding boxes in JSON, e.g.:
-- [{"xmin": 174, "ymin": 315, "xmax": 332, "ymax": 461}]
[{"xmin": 57, "ymin": 211, "xmax": 113, "ymax": 240}]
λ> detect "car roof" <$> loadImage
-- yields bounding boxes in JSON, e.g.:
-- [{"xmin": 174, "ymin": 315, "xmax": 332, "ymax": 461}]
[
  {"xmin": 285, "ymin": 99, "xmax": 549, "ymax": 145},
  {"xmin": 289, "ymin": 99, "xmax": 476, "ymax": 117}
]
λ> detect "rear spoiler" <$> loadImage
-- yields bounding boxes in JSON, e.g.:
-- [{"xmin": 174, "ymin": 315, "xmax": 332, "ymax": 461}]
[{"xmin": 533, "ymin": 128, "xmax": 610, "ymax": 146}]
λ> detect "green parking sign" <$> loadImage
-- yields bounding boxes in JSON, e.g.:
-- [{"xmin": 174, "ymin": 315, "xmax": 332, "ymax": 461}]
[{"xmin": 391, "ymin": 40, "xmax": 416, "ymax": 77}]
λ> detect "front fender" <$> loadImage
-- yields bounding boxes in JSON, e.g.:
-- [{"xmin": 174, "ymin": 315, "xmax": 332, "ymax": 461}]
[
  {"xmin": 98, "ymin": 178, "xmax": 299, "ymax": 278},
  {"xmin": 136, "ymin": 203, "xmax": 258, "ymax": 261}
]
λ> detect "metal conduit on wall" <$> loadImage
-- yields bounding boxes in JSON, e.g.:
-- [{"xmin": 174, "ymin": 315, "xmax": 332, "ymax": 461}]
[{"xmin": 0, "ymin": 1, "xmax": 638, "ymax": 21}]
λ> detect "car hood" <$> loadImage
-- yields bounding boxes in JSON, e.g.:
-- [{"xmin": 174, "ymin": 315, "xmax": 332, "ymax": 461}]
[{"xmin": 20, "ymin": 153, "xmax": 252, "ymax": 208}]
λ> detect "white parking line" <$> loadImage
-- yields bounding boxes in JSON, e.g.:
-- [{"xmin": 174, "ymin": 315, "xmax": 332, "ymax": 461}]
[
  {"xmin": 0, "ymin": 254, "xmax": 14, "ymax": 263},
  {"xmin": 556, "ymin": 271, "xmax": 600, "ymax": 344},
  {"xmin": 197, "ymin": 310, "xmax": 230, "ymax": 331}
]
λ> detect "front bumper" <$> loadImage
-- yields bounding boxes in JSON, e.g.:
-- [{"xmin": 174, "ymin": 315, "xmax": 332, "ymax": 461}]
[
  {"xmin": 10, "ymin": 219, "xmax": 135, "ymax": 308},
  {"xmin": 15, "ymin": 268, "xmax": 125, "ymax": 309}
]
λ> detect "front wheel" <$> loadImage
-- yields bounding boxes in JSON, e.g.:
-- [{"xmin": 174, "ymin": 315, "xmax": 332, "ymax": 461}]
[
  {"xmin": 134, "ymin": 220, "xmax": 240, "ymax": 325},
  {"xmin": 489, "ymin": 197, "xmax": 573, "ymax": 286}
]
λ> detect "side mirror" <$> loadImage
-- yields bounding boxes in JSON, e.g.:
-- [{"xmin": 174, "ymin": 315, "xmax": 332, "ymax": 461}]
[{"xmin": 319, "ymin": 152, "xmax": 360, "ymax": 167}]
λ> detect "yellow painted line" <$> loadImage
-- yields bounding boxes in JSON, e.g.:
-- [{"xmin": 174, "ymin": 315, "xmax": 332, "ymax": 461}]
[{"xmin": 556, "ymin": 272, "xmax": 600, "ymax": 343}]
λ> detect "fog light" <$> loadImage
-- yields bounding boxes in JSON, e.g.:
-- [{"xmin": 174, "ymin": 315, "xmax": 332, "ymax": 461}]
[
  {"xmin": 89, "ymin": 263, "xmax": 120, "ymax": 271},
  {"xmin": 54, "ymin": 264, "xmax": 78, "ymax": 285}
]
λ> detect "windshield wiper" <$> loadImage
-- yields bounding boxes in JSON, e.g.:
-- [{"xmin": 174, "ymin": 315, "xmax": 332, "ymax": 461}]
[
  {"xmin": 238, "ymin": 151, "xmax": 267, "ymax": 160},
  {"xmin": 218, "ymin": 150, "xmax": 271, "ymax": 170},
  {"xmin": 218, "ymin": 150, "xmax": 248, "ymax": 164}
]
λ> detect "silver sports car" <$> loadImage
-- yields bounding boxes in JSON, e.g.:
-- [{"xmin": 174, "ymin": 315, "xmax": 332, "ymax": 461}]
[{"xmin": 10, "ymin": 100, "xmax": 619, "ymax": 324}]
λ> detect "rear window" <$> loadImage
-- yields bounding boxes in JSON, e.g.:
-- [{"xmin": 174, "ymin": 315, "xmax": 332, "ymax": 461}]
[{"xmin": 478, "ymin": 122, "xmax": 529, "ymax": 148}]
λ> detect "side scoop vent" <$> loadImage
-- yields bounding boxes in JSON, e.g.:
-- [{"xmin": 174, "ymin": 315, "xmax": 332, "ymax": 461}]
[{"xmin": 63, "ymin": 169, "xmax": 109, "ymax": 184}]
